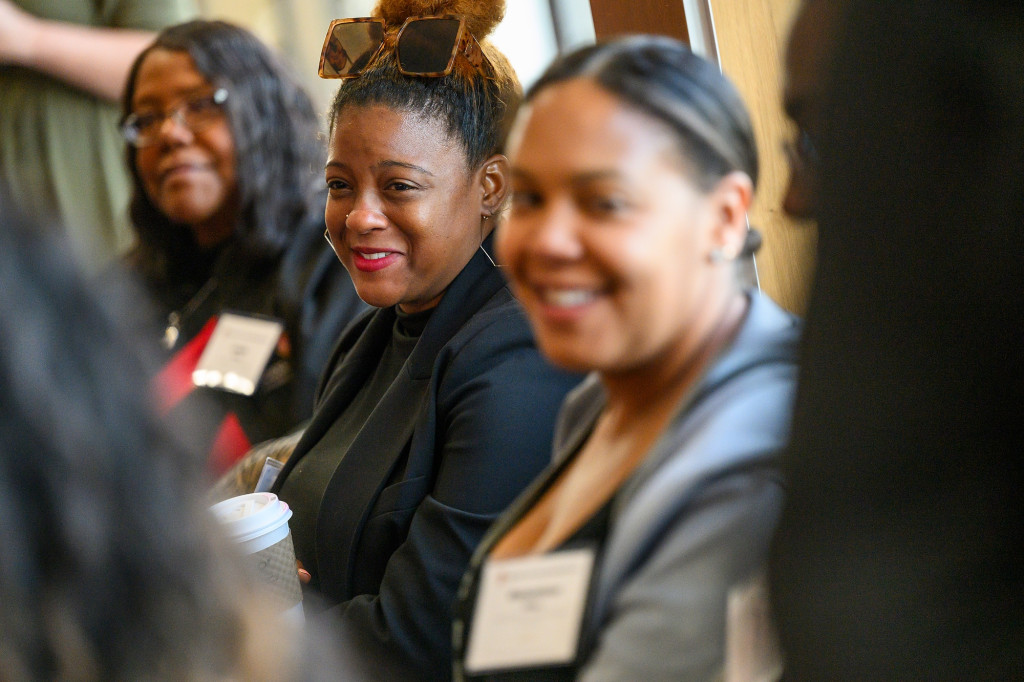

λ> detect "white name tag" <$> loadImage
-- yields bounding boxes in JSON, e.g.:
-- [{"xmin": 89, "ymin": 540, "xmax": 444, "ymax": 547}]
[
  {"xmin": 464, "ymin": 548, "xmax": 595, "ymax": 674},
  {"xmin": 192, "ymin": 313, "xmax": 284, "ymax": 396}
]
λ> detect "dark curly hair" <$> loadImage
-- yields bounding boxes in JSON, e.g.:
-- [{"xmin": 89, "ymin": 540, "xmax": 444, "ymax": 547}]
[
  {"xmin": 0, "ymin": 187, "xmax": 308, "ymax": 680},
  {"xmin": 326, "ymin": 11, "xmax": 521, "ymax": 171},
  {"xmin": 122, "ymin": 20, "xmax": 324, "ymax": 284}
]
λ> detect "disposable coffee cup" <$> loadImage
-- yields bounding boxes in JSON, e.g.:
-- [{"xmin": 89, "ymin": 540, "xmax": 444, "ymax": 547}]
[{"xmin": 210, "ymin": 492, "xmax": 303, "ymax": 624}]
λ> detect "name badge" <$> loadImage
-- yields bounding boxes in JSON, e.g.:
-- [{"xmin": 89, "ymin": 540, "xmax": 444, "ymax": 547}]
[
  {"xmin": 192, "ymin": 313, "xmax": 284, "ymax": 396},
  {"xmin": 464, "ymin": 548, "xmax": 595, "ymax": 674}
]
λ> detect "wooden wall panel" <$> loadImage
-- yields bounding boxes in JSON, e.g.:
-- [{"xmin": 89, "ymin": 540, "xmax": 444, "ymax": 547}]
[
  {"xmin": 588, "ymin": 0, "xmax": 689, "ymax": 43},
  {"xmin": 710, "ymin": 0, "xmax": 817, "ymax": 313}
]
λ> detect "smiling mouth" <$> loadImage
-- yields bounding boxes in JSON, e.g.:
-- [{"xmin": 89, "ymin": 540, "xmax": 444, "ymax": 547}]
[
  {"xmin": 538, "ymin": 288, "xmax": 598, "ymax": 308},
  {"xmin": 351, "ymin": 249, "xmax": 400, "ymax": 272},
  {"xmin": 161, "ymin": 164, "xmax": 206, "ymax": 181}
]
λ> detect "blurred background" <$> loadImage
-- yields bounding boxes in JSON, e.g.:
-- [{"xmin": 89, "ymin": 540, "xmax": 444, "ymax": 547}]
[{"xmin": 197, "ymin": 0, "xmax": 597, "ymax": 114}]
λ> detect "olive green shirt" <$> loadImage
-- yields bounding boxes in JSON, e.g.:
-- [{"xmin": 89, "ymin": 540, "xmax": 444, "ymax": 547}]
[{"xmin": 0, "ymin": 0, "xmax": 196, "ymax": 272}]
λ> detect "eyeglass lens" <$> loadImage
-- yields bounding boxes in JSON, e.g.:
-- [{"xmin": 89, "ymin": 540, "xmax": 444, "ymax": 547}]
[
  {"xmin": 397, "ymin": 18, "xmax": 461, "ymax": 74},
  {"xmin": 324, "ymin": 21, "xmax": 385, "ymax": 77},
  {"xmin": 124, "ymin": 90, "xmax": 226, "ymax": 147}
]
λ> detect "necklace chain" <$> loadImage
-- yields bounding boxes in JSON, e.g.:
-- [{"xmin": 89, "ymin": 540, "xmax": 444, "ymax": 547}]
[{"xmin": 162, "ymin": 277, "xmax": 219, "ymax": 349}]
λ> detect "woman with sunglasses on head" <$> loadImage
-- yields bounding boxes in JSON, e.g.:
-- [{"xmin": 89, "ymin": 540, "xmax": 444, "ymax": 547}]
[
  {"xmin": 266, "ymin": 1, "xmax": 581, "ymax": 680},
  {"xmin": 120, "ymin": 21, "xmax": 367, "ymax": 474},
  {"xmin": 451, "ymin": 36, "xmax": 801, "ymax": 681}
]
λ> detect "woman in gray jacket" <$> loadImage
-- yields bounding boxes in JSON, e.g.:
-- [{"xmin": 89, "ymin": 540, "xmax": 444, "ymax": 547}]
[{"xmin": 453, "ymin": 36, "xmax": 800, "ymax": 681}]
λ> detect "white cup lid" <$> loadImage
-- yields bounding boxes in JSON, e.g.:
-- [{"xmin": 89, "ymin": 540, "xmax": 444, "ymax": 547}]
[{"xmin": 210, "ymin": 492, "xmax": 292, "ymax": 544}]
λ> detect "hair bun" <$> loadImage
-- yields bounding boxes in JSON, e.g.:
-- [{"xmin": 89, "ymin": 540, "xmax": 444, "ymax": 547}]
[{"xmin": 372, "ymin": 0, "xmax": 506, "ymax": 39}]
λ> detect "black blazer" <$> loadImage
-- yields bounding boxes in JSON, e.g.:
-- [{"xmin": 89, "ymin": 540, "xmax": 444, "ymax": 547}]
[{"xmin": 273, "ymin": 244, "xmax": 582, "ymax": 681}]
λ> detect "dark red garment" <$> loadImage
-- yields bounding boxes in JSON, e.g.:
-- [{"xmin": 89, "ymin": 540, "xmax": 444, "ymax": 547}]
[{"xmin": 153, "ymin": 316, "xmax": 252, "ymax": 474}]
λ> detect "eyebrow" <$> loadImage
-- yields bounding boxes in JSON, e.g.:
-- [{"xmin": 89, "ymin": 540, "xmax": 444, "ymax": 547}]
[
  {"xmin": 571, "ymin": 170, "xmax": 622, "ymax": 186},
  {"xmin": 323, "ymin": 160, "xmax": 434, "ymax": 176},
  {"xmin": 378, "ymin": 160, "xmax": 433, "ymax": 176},
  {"xmin": 132, "ymin": 87, "xmax": 211, "ymax": 110},
  {"xmin": 511, "ymin": 168, "xmax": 622, "ymax": 185}
]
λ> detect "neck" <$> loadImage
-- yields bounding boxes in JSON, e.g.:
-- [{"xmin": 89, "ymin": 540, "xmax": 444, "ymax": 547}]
[{"xmin": 599, "ymin": 289, "xmax": 748, "ymax": 429}]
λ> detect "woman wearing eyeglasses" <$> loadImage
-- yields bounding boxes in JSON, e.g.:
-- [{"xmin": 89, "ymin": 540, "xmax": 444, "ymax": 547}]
[
  {"xmin": 262, "ymin": 1, "xmax": 581, "ymax": 680},
  {"xmin": 451, "ymin": 37, "xmax": 800, "ymax": 681},
  {"xmin": 119, "ymin": 21, "xmax": 367, "ymax": 473}
]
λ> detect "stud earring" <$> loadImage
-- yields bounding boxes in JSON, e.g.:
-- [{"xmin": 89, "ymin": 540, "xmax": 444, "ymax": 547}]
[{"xmin": 709, "ymin": 248, "xmax": 726, "ymax": 264}]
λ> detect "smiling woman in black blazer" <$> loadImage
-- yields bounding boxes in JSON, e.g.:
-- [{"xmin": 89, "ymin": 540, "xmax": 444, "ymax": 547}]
[{"xmin": 267, "ymin": 1, "xmax": 581, "ymax": 680}]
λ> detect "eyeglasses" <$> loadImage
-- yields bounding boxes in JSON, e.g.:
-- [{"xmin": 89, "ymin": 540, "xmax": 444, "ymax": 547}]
[
  {"xmin": 121, "ymin": 88, "xmax": 229, "ymax": 148},
  {"xmin": 318, "ymin": 15, "xmax": 491, "ymax": 80}
]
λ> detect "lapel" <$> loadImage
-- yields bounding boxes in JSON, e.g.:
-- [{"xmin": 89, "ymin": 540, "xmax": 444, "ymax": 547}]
[
  {"xmin": 460, "ymin": 294, "xmax": 799, "ymax": 647},
  {"xmin": 454, "ymin": 381, "xmax": 601, "ymax": 662},
  {"xmin": 300, "ymin": 308, "xmax": 393, "ymax": 449},
  {"xmin": 588, "ymin": 292, "xmax": 798, "ymax": 628},
  {"xmin": 404, "ymin": 238, "xmax": 506, "ymax": 380},
  {"xmin": 304, "ymin": 241, "xmax": 508, "ymax": 594},
  {"xmin": 461, "ymin": 376, "xmax": 605, "ymax": 595}
]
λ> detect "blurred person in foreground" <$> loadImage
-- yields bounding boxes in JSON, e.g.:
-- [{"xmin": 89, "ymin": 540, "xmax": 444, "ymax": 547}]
[
  {"xmin": 451, "ymin": 35, "xmax": 801, "ymax": 681},
  {"xmin": 0, "ymin": 187, "xmax": 334, "ymax": 682},
  {"xmin": 769, "ymin": 1, "xmax": 1024, "ymax": 679},
  {"xmin": 0, "ymin": 0, "xmax": 195, "ymax": 271},
  {"xmin": 777, "ymin": 0, "xmax": 846, "ymax": 221},
  {"xmin": 260, "ymin": 0, "xmax": 582, "ymax": 679},
  {"xmin": 119, "ymin": 20, "xmax": 366, "ymax": 475}
]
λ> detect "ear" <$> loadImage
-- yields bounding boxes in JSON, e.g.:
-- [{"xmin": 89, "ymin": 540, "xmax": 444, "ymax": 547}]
[
  {"xmin": 708, "ymin": 171, "xmax": 755, "ymax": 260},
  {"xmin": 477, "ymin": 153, "xmax": 511, "ymax": 230}
]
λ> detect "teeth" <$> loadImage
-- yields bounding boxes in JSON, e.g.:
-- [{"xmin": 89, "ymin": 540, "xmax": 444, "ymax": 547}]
[
  {"xmin": 541, "ymin": 288, "xmax": 596, "ymax": 308},
  {"xmin": 363, "ymin": 252, "xmax": 390, "ymax": 260}
]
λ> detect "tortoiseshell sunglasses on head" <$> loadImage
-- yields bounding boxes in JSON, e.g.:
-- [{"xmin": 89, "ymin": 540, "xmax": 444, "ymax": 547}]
[{"xmin": 318, "ymin": 15, "xmax": 491, "ymax": 79}]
